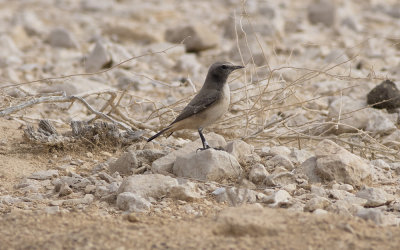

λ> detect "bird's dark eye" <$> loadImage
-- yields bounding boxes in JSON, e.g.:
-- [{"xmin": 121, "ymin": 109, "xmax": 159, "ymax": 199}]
[{"xmin": 221, "ymin": 65, "xmax": 228, "ymax": 69}]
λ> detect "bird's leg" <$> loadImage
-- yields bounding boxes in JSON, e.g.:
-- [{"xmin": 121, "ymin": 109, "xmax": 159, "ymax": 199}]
[{"xmin": 197, "ymin": 128, "xmax": 210, "ymax": 151}]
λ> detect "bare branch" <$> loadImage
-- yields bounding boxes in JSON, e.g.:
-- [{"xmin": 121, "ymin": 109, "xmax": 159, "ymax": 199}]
[{"xmin": 0, "ymin": 91, "xmax": 134, "ymax": 132}]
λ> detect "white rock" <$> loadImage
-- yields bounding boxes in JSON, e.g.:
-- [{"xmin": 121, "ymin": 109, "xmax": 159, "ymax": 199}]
[
  {"xmin": 365, "ymin": 111, "xmax": 397, "ymax": 135},
  {"xmin": 382, "ymin": 130, "xmax": 400, "ymax": 148},
  {"xmin": 58, "ymin": 174, "xmax": 92, "ymax": 190},
  {"xmin": 0, "ymin": 35, "xmax": 22, "ymax": 67},
  {"xmin": 391, "ymin": 162, "xmax": 400, "ymax": 175},
  {"xmin": 80, "ymin": 0, "xmax": 112, "ymax": 11},
  {"xmin": 58, "ymin": 181, "xmax": 73, "ymax": 196},
  {"xmin": 223, "ymin": 14, "xmax": 276, "ymax": 39},
  {"xmin": 168, "ymin": 182, "xmax": 203, "ymax": 201},
  {"xmin": 296, "ymin": 157, "xmax": 322, "ymax": 183},
  {"xmin": 0, "ymin": 195, "xmax": 22, "ymax": 205},
  {"xmin": 28, "ymin": 170, "xmax": 59, "ymax": 180},
  {"xmin": 289, "ymin": 149, "xmax": 313, "ymax": 165},
  {"xmin": 267, "ymin": 155, "xmax": 295, "ymax": 171},
  {"xmin": 325, "ymin": 49, "xmax": 349, "ymax": 63},
  {"xmin": 341, "ymin": 16, "xmax": 360, "ymax": 31},
  {"xmin": 85, "ymin": 41, "xmax": 111, "ymax": 72},
  {"xmin": 314, "ymin": 140, "xmax": 372, "ymax": 187},
  {"xmin": 260, "ymin": 190, "xmax": 292, "ymax": 207},
  {"xmin": 15, "ymin": 179, "xmax": 43, "ymax": 193},
  {"xmin": 265, "ymin": 172, "xmax": 296, "ymax": 187},
  {"xmin": 356, "ymin": 208, "xmax": 383, "ymax": 224},
  {"xmin": 356, "ymin": 187, "xmax": 389, "ymax": 207},
  {"xmin": 46, "ymin": 27, "xmax": 78, "ymax": 48},
  {"xmin": 225, "ymin": 140, "xmax": 254, "ymax": 163},
  {"xmin": 307, "ymin": 0, "xmax": 336, "ymax": 27},
  {"xmin": 212, "ymin": 187, "xmax": 226, "ymax": 196},
  {"xmin": 136, "ymin": 149, "xmax": 167, "ymax": 164},
  {"xmin": 16, "ymin": 11, "xmax": 45, "ymax": 35},
  {"xmin": 283, "ymin": 184, "xmax": 297, "ymax": 194},
  {"xmin": 328, "ymin": 97, "xmax": 366, "ymax": 133},
  {"xmin": 370, "ymin": 159, "xmax": 391, "ymax": 171},
  {"xmin": 108, "ymin": 43, "xmax": 134, "ymax": 66},
  {"xmin": 152, "ymin": 132, "xmax": 226, "ymax": 174},
  {"xmin": 0, "ymin": 35, "xmax": 21, "ymax": 56},
  {"xmin": 213, "ymin": 187, "xmax": 257, "ymax": 205},
  {"xmin": 343, "ymin": 196, "xmax": 368, "ymax": 207},
  {"xmin": 109, "ymin": 151, "xmax": 138, "ymax": 175},
  {"xmin": 313, "ymin": 209, "xmax": 328, "ymax": 215},
  {"xmin": 39, "ymin": 78, "xmax": 113, "ymax": 95},
  {"xmin": 117, "ymin": 192, "xmax": 151, "ymax": 212},
  {"xmin": 304, "ymin": 197, "xmax": 331, "ymax": 212},
  {"xmin": 242, "ymin": 153, "xmax": 262, "ymax": 166},
  {"xmin": 173, "ymin": 149, "xmax": 242, "ymax": 182},
  {"xmin": 174, "ymin": 53, "xmax": 201, "ymax": 77},
  {"xmin": 328, "ymin": 96, "xmax": 395, "ymax": 135},
  {"xmin": 165, "ymin": 24, "xmax": 219, "ymax": 52},
  {"xmin": 267, "ymin": 146, "xmax": 291, "ymax": 157},
  {"xmin": 62, "ymin": 194, "xmax": 94, "ymax": 205},
  {"xmin": 98, "ymin": 172, "xmax": 115, "ymax": 183},
  {"xmin": 328, "ymin": 189, "xmax": 356, "ymax": 201},
  {"xmin": 248, "ymin": 163, "xmax": 268, "ymax": 184},
  {"xmin": 117, "ymin": 174, "xmax": 178, "ymax": 199},
  {"xmin": 369, "ymin": 164, "xmax": 393, "ymax": 183},
  {"xmin": 326, "ymin": 201, "xmax": 353, "ymax": 217},
  {"xmin": 310, "ymin": 185, "xmax": 327, "ymax": 197},
  {"xmin": 332, "ymin": 183, "xmax": 354, "ymax": 192},
  {"xmin": 103, "ymin": 23, "xmax": 161, "ymax": 44},
  {"xmin": 391, "ymin": 201, "xmax": 400, "ymax": 212},
  {"xmin": 312, "ymin": 81, "xmax": 346, "ymax": 96}
]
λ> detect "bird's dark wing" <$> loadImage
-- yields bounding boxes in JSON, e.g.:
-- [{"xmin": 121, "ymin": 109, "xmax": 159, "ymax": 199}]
[{"xmin": 171, "ymin": 89, "xmax": 220, "ymax": 125}]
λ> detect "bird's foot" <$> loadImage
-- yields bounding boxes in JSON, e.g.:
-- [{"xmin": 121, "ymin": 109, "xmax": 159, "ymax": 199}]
[
  {"xmin": 196, "ymin": 145, "xmax": 225, "ymax": 153},
  {"xmin": 196, "ymin": 145, "xmax": 210, "ymax": 153},
  {"xmin": 212, "ymin": 146, "xmax": 225, "ymax": 151}
]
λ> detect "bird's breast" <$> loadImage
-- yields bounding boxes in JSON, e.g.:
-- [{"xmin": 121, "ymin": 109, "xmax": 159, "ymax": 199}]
[{"xmin": 197, "ymin": 84, "xmax": 230, "ymax": 128}]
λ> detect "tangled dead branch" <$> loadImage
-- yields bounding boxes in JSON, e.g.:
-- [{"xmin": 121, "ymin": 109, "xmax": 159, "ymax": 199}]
[{"xmin": 24, "ymin": 119, "xmax": 143, "ymax": 147}]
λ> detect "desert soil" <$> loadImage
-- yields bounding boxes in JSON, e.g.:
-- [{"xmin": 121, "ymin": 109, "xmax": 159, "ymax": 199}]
[{"xmin": 0, "ymin": 119, "xmax": 399, "ymax": 250}]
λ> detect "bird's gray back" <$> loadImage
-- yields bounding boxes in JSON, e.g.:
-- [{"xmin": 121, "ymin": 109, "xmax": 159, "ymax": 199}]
[{"xmin": 170, "ymin": 88, "xmax": 221, "ymax": 125}]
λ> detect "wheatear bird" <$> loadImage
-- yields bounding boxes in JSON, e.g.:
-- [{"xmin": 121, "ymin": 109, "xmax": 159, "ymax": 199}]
[{"xmin": 147, "ymin": 62, "xmax": 244, "ymax": 150}]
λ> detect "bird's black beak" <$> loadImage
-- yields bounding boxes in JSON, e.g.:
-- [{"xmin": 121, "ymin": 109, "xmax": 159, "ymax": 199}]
[{"xmin": 231, "ymin": 65, "xmax": 245, "ymax": 71}]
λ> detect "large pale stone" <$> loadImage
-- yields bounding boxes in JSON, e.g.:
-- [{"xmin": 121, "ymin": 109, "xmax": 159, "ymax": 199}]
[
  {"xmin": 117, "ymin": 174, "xmax": 178, "ymax": 199},
  {"xmin": 248, "ymin": 163, "xmax": 268, "ymax": 184},
  {"xmin": 116, "ymin": 192, "xmax": 151, "ymax": 212},
  {"xmin": 314, "ymin": 140, "xmax": 372, "ymax": 187},
  {"xmin": 307, "ymin": 0, "xmax": 336, "ymax": 27},
  {"xmin": 173, "ymin": 149, "xmax": 241, "ymax": 182},
  {"xmin": 165, "ymin": 24, "xmax": 219, "ymax": 52},
  {"xmin": 109, "ymin": 151, "xmax": 138, "ymax": 175},
  {"xmin": 225, "ymin": 140, "xmax": 254, "ymax": 163},
  {"xmin": 152, "ymin": 133, "xmax": 226, "ymax": 174},
  {"xmin": 85, "ymin": 41, "xmax": 111, "ymax": 72},
  {"xmin": 46, "ymin": 27, "xmax": 78, "ymax": 48},
  {"xmin": 356, "ymin": 187, "xmax": 390, "ymax": 207}
]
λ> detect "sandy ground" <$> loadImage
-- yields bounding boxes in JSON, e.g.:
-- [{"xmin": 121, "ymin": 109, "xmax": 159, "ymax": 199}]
[{"xmin": 1, "ymin": 119, "xmax": 400, "ymax": 250}]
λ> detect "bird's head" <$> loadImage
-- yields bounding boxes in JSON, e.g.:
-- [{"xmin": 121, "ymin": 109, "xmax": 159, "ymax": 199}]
[{"xmin": 204, "ymin": 62, "xmax": 244, "ymax": 89}]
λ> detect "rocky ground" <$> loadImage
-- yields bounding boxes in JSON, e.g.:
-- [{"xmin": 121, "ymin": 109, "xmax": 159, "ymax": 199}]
[{"xmin": 1, "ymin": 0, "xmax": 400, "ymax": 249}]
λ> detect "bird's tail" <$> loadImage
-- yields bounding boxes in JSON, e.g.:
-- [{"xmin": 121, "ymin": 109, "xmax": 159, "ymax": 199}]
[{"xmin": 147, "ymin": 126, "xmax": 172, "ymax": 142}]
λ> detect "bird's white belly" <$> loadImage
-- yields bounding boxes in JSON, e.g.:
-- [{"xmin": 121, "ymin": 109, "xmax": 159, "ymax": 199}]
[{"xmin": 198, "ymin": 84, "xmax": 230, "ymax": 128}]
